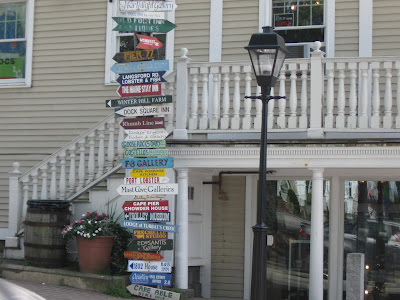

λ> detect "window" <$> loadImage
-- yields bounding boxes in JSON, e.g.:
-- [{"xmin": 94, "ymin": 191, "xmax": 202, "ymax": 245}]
[
  {"xmin": 272, "ymin": 0, "xmax": 325, "ymax": 58},
  {"xmin": 0, "ymin": 0, "xmax": 33, "ymax": 87},
  {"xmin": 105, "ymin": 1, "xmax": 172, "ymax": 85}
]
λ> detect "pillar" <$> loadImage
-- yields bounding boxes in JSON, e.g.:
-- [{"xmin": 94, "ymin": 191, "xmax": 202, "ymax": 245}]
[
  {"xmin": 6, "ymin": 162, "xmax": 22, "ymax": 248},
  {"xmin": 175, "ymin": 168, "xmax": 189, "ymax": 289}
]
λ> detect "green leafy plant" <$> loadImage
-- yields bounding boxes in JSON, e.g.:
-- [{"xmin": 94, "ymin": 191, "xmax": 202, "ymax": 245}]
[
  {"xmin": 104, "ymin": 282, "xmax": 131, "ymax": 298},
  {"xmin": 59, "ymin": 278, "xmax": 65, "ymax": 286}
]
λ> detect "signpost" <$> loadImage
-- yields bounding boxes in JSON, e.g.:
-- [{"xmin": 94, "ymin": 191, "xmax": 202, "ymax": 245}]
[
  {"xmin": 122, "ymin": 200, "xmax": 169, "ymax": 212},
  {"xmin": 111, "ymin": 60, "xmax": 169, "ymax": 74},
  {"xmin": 113, "ymin": 50, "xmax": 155, "ymax": 63},
  {"xmin": 124, "ymin": 176, "xmax": 169, "ymax": 184},
  {"xmin": 127, "ymin": 284, "xmax": 180, "ymax": 300},
  {"xmin": 124, "ymin": 251, "xmax": 164, "ymax": 261},
  {"xmin": 121, "ymin": 140, "xmax": 166, "ymax": 149},
  {"xmin": 113, "ymin": 17, "xmax": 176, "ymax": 33},
  {"xmin": 116, "ymin": 72, "xmax": 167, "ymax": 85},
  {"xmin": 133, "ymin": 230, "xmax": 167, "ymax": 240},
  {"xmin": 124, "ymin": 212, "xmax": 171, "ymax": 222},
  {"xmin": 129, "ymin": 273, "xmax": 172, "ymax": 287},
  {"xmin": 127, "ymin": 260, "xmax": 172, "ymax": 273},
  {"xmin": 137, "ymin": 34, "xmax": 163, "ymax": 49},
  {"xmin": 115, "ymin": 104, "xmax": 173, "ymax": 118},
  {"xmin": 124, "ymin": 128, "xmax": 169, "ymax": 141},
  {"xmin": 117, "ymin": 83, "xmax": 162, "ymax": 97},
  {"xmin": 121, "ymin": 220, "xmax": 179, "ymax": 233},
  {"xmin": 120, "ymin": 117, "xmax": 165, "ymax": 129},
  {"xmin": 128, "ymin": 239, "xmax": 174, "ymax": 251},
  {"xmin": 122, "ymin": 157, "xmax": 174, "ymax": 169},
  {"xmin": 129, "ymin": 168, "xmax": 166, "ymax": 178},
  {"xmin": 119, "ymin": 1, "xmax": 178, "ymax": 12}
]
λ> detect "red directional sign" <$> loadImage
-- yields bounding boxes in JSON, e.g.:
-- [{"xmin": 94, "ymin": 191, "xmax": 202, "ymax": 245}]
[
  {"xmin": 124, "ymin": 251, "xmax": 164, "ymax": 261},
  {"xmin": 137, "ymin": 34, "xmax": 163, "ymax": 49},
  {"xmin": 123, "ymin": 200, "xmax": 169, "ymax": 212},
  {"xmin": 117, "ymin": 83, "xmax": 161, "ymax": 97},
  {"xmin": 120, "ymin": 117, "xmax": 164, "ymax": 130}
]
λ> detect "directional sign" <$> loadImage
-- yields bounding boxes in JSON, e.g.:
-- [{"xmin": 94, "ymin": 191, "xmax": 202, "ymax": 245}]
[
  {"xmin": 137, "ymin": 34, "xmax": 163, "ymax": 49},
  {"xmin": 119, "ymin": 11, "xmax": 166, "ymax": 20},
  {"xmin": 122, "ymin": 200, "xmax": 169, "ymax": 213},
  {"xmin": 124, "ymin": 212, "xmax": 171, "ymax": 222},
  {"xmin": 128, "ymin": 239, "xmax": 174, "ymax": 251},
  {"xmin": 121, "ymin": 220, "xmax": 179, "ymax": 233},
  {"xmin": 117, "ymin": 83, "xmax": 162, "ymax": 97},
  {"xmin": 120, "ymin": 1, "xmax": 178, "ymax": 12},
  {"xmin": 129, "ymin": 169, "xmax": 166, "ymax": 178},
  {"xmin": 121, "ymin": 117, "xmax": 165, "ymax": 129},
  {"xmin": 122, "ymin": 157, "xmax": 173, "ymax": 169},
  {"xmin": 124, "ymin": 251, "xmax": 164, "ymax": 261},
  {"xmin": 121, "ymin": 140, "xmax": 166, "ymax": 149},
  {"xmin": 107, "ymin": 95, "xmax": 170, "ymax": 108},
  {"xmin": 116, "ymin": 72, "xmax": 167, "ymax": 85},
  {"xmin": 118, "ymin": 183, "xmax": 178, "ymax": 195},
  {"xmin": 115, "ymin": 104, "xmax": 173, "ymax": 118},
  {"xmin": 111, "ymin": 60, "xmax": 169, "ymax": 74},
  {"xmin": 132, "ymin": 194, "xmax": 164, "ymax": 200},
  {"xmin": 113, "ymin": 50, "xmax": 155, "ymax": 63},
  {"xmin": 133, "ymin": 230, "xmax": 167, "ymax": 240},
  {"xmin": 124, "ymin": 129, "xmax": 169, "ymax": 141},
  {"xmin": 127, "ymin": 284, "xmax": 180, "ymax": 300},
  {"xmin": 124, "ymin": 148, "xmax": 169, "ymax": 158},
  {"xmin": 113, "ymin": 17, "xmax": 176, "ymax": 33},
  {"xmin": 124, "ymin": 176, "xmax": 169, "ymax": 184},
  {"xmin": 128, "ymin": 260, "xmax": 172, "ymax": 273},
  {"xmin": 130, "ymin": 273, "xmax": 172, "ymax": 287}
]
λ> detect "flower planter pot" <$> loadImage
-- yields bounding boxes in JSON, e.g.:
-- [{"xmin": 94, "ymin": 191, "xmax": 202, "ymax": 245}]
[{"xmin": 76, "ymin": 236, "xmax": 115, "ymax": 273}]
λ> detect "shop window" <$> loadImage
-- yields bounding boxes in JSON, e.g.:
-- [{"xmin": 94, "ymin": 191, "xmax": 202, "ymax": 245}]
[
  {"xmin": 0, "ymin": 0, "xmax": 33, "ymax": 87},
  {"xmin": 272, "ymin": 0, "xmax": 325, "ymax": 58}
]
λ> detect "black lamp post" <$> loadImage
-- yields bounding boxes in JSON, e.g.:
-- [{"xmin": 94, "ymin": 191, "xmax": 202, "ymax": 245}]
[{"xmin": 244, "ymin": 26, "xmax": 287, "ymax": 300}]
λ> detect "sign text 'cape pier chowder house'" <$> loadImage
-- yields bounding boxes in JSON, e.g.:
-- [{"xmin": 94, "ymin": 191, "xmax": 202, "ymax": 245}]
[{"xmin": 109, "ymin": 4, "xmax": 179, "ymax": 298}]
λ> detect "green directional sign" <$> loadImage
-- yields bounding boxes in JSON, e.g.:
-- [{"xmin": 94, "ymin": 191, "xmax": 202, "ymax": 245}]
[{"xmin": 112, "ymin": 17, "xmax": 176, "ymax": 33}]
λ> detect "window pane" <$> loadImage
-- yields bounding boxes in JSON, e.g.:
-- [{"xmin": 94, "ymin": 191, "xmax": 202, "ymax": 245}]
[
  {"xmin": 275, "ymin": 28, "xmax": 324, "ymax": 43},
  {"xmin": 0, "ymin": 2, "xmax": 26, "ymax": 40},
  {"xmin": 0, "ymin": 41, "xmax": 26, "ymax": 79}
]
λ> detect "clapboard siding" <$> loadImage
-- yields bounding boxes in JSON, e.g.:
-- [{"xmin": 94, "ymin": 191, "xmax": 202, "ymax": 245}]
[
  {"xmin": 222, "ymin": 0, "xmax": 258, "ymax": 61},
  {"xmin": 211, "ymin": 176, "xmax": 245, "ymax": 299},
  {"xmin": 175, "ymin": 0, "xmax": 210, "ymax": 62},
  {"xmin": 335, "ymin": 0, "xmax": 359, "ymax": 57},
  {"xmin": 373, "ymin": 1, "xmax": 400, "ymax": 56}
]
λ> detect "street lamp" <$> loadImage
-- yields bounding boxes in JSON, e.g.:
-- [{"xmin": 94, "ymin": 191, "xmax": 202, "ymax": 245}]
[{"xmin": 244, "ymin": 26, "xmax": 287, "ymax": 300}]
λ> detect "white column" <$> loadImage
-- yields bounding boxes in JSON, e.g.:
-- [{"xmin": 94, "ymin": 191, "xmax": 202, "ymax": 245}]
[
  {"xmin": 309, "ymin": 168, "xmax": 325, "ymax": 300},
  {"xmin": 359, "ymin": 0, "xmax": 372, "ymax": 58},
  {"xmin": 175, "ymin": 168, "xmax": 189, "ymax": 289},
  {"xmin": 6, "ymin": 162, "xmax": 22, "ymax": 248},
  {"xmin": 328, "ymin": 176, "xmax": 345, "ymax": 300}
]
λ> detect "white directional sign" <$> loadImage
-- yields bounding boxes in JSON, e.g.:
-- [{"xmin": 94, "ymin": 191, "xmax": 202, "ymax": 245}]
[
  {"xmin": 127, "ymin": 284, "xmax": 181, "ymax": 300},
  {"xmin": 115, "ymin": 104, "xmax": 173, "ymax": 117},
  {"xmin": 120, "ymin": 1, "xmax": 178, "ymax": 12},
  {"xmin": 124, "ymin": 176, "xmax": 169, "ymax": 184},
  {"xmin": 119, "ymin": 10, "xmax": 166, "ymax": 20},
  {"xmin": 117, "ymin": 183, "xmax": 178, "ymax": 195},
  {"xmin": 124, "ymin": 129, "xmax": 169, "ymax": 141},
  {"xmin": 128, "ymin": 260, "xmax": 172, "ymax": 273}
]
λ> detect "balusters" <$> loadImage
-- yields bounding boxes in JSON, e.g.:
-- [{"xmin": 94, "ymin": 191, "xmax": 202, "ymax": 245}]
[
  {"xmin": 371, "ymin": 62, "xmax": 381, "ymax": 128},
  {"xmin": 117, "ymin": 119, "xmax": 124, "ymax": 160},
  {"xmin": 107, "ymin": 119, "xmax": 115, "ymax": 171},
  {"xmin": 325, "ymin": 62, "xmax": 335, "ymax": 129},
  {"xmin": 254, "ymin": 86, "xmax": 262, "ymax": 130},
  {"xmin": 396, "ymin": 61, "xmax": 400, "ymax": 128},
  {"xmin": 40, "ymin": 164, "xmax": 48, "ymax": 200},
  {"xmin": 96, "ymin": 125, "xmax": 105, "ymax": 178},
  {"xmin": 242, "ymin": 65, "xmax": 252, "ymax": 130},
  {"xmin": 359, "ymin": 62, "xmax": 369, "ymax": 128},
  {"xmin": 220, "ymin": 66, "xmax": 231, "ymax": 130},
  {"xmin": 267, "ymin": 87, "xmax": 275, "ymax": 129},
  {"xmin": 277, "ymin": 67, "xmax": 287, "ymax": 129},
  {"xmin": 299, "ymin": 63, "xmax": 308, "ymax": 128},
  {"xmin": 22, "ymin": 178, "xmax": 29, "ymax": 214},
  {"xmin": 87, "ymin": 132, "xmax": 95, "ymax": 184},
  {"xmin": 348, "ymin": 62, "xmax": 358, "ymax": 128},
  {"xmin": 199, "ymin": 67, "xmax": 209, "ymax": 130},
  {"xmin": 31, "ymin": 171, "xmax": 38, "ymax": 200},
  {"xmin": 59, "ymin": 152, "xmax": 66, "ymax": 200},
  {"xmin": 49, "ymin": 158, "xmax": 57, "ymax": 199},
  {"xmin": 336, "ymin": 63, "xmax": 346, "ymax": 129},
  {"xmin": 383, "ymin": 62, "xmax": 393, "ymax": 129},
  {"xmin": 78, "ymin": 138, "xmax": 86, "ymax": 191},
  {"xmin": 166, "ymin": 81, "xmax": 175, "ymax": 131},
  {"xmin": 231, "ymin": 65, "xmax": 241, "ymax": 130},
  {"xmin": 68, "ymin": 146, "xmax": 76, "ymax": 195},
  {"xmin": 189, "ymin": 68, "xmax": 199, "ymax": 130},
  {"xmin": 288, "ymin": 63, "xmax": 298, "ymax": 129},
  {"xmin": 210, "ymin": 67, "xmax": 220, "ymax": 129}
]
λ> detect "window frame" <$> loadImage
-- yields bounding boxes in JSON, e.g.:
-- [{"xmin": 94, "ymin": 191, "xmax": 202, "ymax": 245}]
[
  {"xmin": 0, "ymin": 0, "xmax": 34, "ymax": 88},
  {"xmin": 104, "ymin": 0, "xmax": 175, "ymax": 85}
]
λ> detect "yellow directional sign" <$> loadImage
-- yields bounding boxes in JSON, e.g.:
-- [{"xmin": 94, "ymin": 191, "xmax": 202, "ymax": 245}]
[{"xmin": 130, "ymin": 168, "xmax": 166, "ymax": 178}]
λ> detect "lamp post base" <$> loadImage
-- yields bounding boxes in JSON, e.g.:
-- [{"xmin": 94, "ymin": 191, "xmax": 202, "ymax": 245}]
[{"xmin": 251, "ymin": 224, "xmax": 269, "ymax": 300}]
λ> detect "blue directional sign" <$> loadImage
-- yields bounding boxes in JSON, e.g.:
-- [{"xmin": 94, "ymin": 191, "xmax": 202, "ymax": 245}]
[
  {"xmin": 111, "ymin": 60, "xmax": 169, "ymax": 74},
  {"xmin": 122, "ymin": 157, "xmax": 173, "ymax": 169},
  {"xmin": 130, "ymin": 273, "xmax": 172, "ymax": 286},
  {"xmin": 117, "ymin": 71, "xmax": 167, "ymax": 85},
  {"xmin": 120, "ymin": 220, "xmax": 179, "ymax": 233}
]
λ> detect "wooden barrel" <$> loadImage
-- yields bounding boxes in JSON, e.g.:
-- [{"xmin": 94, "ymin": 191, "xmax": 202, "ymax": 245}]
[{"xmin": 24, "ymin": 200, "xmax": 70, "ymax": 268}]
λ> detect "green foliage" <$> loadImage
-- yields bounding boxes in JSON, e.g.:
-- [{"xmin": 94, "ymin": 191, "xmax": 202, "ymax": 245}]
[
  {"xmin": 287, "ymin": 188, "xmax": 300, "ymax": 214},
  {"xmin": 104, "ymin": 282, "xmax": 131, "ymax": 298},
  {"xmin": 109, "ymin": 217, "xmax": 132, "ymax": 275},
  {"xmin": 58, "ymin": 278, "xmax": 65, "ymax": 286}
]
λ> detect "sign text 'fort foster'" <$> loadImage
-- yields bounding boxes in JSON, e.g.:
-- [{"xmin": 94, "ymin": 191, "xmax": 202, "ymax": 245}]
[{"xmin": 124, "ymin": 176, "xmax": 169, "ymax": 184}]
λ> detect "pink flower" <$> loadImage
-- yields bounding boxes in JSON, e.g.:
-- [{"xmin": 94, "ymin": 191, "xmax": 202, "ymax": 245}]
[
  {"xmin": 78, "ymin": 220, "xmax": 82, "ymax": 223},
  {"xmin": 86, "ymin": 212, "xmax": 90, "ymax": 216},
  {"xmin": 102, "ymin": 213, "xmax": 107, "ymax": 217},
  {"xmin": 95, "ymin": 216, "xmax": 98, "ymax": 220}
]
